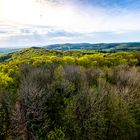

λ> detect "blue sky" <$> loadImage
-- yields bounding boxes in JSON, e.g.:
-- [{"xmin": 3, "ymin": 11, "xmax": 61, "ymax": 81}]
[{"xmin": 0, "ymin": 0, "xmax": 140, "ymax": 47}]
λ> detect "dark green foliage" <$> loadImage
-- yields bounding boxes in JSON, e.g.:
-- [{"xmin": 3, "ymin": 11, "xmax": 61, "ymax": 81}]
[
  {"xmin": 48, "ymin": 128, "xmax": 65, "ymax": 140},
  {"xmin": 0, "ymin": 95, "xmax": 7, "ymax": 139}
]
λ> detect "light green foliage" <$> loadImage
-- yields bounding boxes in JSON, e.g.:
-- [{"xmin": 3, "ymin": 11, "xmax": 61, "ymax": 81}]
[
  {"xmin": 77, "ymin": 56, "xmax": 91, "ymax": 67},
  {"xmin": 62, "ymin": 56, "xmax": 75, "ymax": 64},
  {"xmin": 128, "ymin": 58, "xmax": 139, "ymax": 65},
  {"xmin": 0, "ymin": 72, "xmax": 14, "ymax": 87},
  {"xmin": 1, "ymin": 48, "xmax": 139, "ymax": 68}
]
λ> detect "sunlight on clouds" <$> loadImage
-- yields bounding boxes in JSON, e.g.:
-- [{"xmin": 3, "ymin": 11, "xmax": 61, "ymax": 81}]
[
  {"xmin": 0, "ymin": 0, "xmax": 106, "ymax": 32},
  {"xmin": 0, "ymin": 0, "xmax": 140, "ymax": 46},
  {"xmin": 1, "ymin": 0, "xmax": 140, "ymax": 33},
  {"xmin": 0, "ymin": 0, "xmax": 45, "ymax": 24}
]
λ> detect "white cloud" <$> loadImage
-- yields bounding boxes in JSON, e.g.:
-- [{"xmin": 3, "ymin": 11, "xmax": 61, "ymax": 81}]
[{"xmin": 0, "ymin": 0, "xmax": 140, "ymax": 46}]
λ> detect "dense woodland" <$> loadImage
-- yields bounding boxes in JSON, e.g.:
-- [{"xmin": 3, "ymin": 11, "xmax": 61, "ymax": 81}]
[{"xmin": 0, "ymin": 48, "xmax": 140, "ymax": 140}]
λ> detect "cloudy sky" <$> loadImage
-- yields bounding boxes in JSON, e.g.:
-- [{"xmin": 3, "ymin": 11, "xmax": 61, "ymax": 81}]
[{"xmin": 0, "ymin": 0, "xmax": 140, "ymax": 47}]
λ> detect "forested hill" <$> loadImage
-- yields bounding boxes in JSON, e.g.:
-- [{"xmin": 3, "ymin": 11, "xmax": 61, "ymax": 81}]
[
  {"xmin": 1, "ymin": 42, "xmax": 140, "ymax": 62},
  {"xmin": 0, "ymin": 47, "xmax": 140, "ymax": 139},
  {"xmin": 44, "ymin": 42, "xmax": 140, "ymax": 51},
  {"xmin": 0, "ymin": 48, "xmax": 20, "ymax": 54},
  {"xmin": 0, "ymin": 42, "xmax": 140, "ymax": 55},
  {"xmin": 0, "ymin": 47, "xmax": 140, "ymax": 66}
]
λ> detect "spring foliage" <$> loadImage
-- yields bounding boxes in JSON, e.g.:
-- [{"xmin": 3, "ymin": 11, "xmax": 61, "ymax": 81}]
[{"xmin": 0, "ymin": 48, "xmax": 140, "ymax": 140}]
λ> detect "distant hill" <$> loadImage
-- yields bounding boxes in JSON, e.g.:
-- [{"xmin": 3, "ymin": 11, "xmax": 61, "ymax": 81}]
[
  {"xmin": 0, "ymin": 42, "xmax": 140, "ymax": 56},
  {"xmin": 44, "ymin": 42, "xmax": 140, "ymax": 51},
  {"xmin": 0, "ymin": 48, "xmax": 21, "ymax": 54}
]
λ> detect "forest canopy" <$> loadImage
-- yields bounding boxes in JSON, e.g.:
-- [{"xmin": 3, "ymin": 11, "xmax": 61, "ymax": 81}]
[{"xmin": 0, "ymin": 48, "xmax": 140, "ymax": 140}]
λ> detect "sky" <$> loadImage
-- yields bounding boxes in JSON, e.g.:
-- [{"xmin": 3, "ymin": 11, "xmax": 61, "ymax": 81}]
[{"xmin": 0, "ymin": 0, "xmax": 140, "ymax": 47}]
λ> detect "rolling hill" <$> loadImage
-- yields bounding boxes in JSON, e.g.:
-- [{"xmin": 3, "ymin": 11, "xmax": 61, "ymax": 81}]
[{"xmin": 44, "ymin": 42, "xmax": 140, "ymax": 51}]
